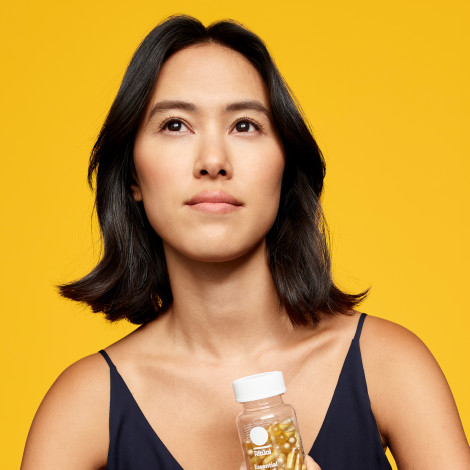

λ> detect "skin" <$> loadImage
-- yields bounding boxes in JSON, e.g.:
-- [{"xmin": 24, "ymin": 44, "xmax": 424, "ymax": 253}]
[{"xmin": 21, "ymin": 44, "xmax": 470, "ymax": 470}]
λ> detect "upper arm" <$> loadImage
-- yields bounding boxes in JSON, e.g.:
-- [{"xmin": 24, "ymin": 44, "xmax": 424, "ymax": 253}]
[
  {"xmin": 361, "ymin": 316, "xmax": 470, "ymax": 469},
  {"xmin": 21, "ymin": 353, "xmax": 109, "ymax": 470}
]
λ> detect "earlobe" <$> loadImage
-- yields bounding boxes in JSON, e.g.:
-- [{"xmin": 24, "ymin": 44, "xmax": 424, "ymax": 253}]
[{"xmin": 131, "ymin": 184, "xmax": 143, "ymax": 201}]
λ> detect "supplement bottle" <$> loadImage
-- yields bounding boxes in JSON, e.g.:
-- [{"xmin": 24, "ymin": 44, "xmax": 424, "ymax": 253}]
[{"xmin": 233, "ymin": 371, "xmax": 306, "ymax": 470}]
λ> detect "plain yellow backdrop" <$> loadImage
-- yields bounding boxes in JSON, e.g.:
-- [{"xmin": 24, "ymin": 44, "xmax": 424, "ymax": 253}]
[{"xmin": 1, "ymin": 0, "xmax": 468, "ymax": 468}]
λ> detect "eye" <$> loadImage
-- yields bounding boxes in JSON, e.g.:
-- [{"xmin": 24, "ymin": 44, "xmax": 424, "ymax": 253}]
[
  {"xmin": 161, "ymin": 119, "xmax": 189, "ymax": 133},
  {"xmin": 234, "ymin": 119, "xmax": 261, "ymax": 133}
]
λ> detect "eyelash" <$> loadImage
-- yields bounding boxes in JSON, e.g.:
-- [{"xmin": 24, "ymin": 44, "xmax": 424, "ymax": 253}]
[
  {"xmin": 158, "ymin": 116, "xmax": 189, "ymax": 133},
  {"xmin": 157, "ymin": 116, "xmax": 264, "ymax": 133},
  {"xmin": 233, "ymin": 116, "xmax": 263, "ymax": 133}
]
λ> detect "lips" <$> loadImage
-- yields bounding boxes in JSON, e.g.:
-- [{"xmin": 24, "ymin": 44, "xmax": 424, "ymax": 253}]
[{"xmin": 185, "ymin": 190, "xmax": 243, "ymax": 214}]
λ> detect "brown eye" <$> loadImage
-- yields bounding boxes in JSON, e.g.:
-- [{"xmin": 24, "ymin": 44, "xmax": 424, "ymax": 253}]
[
  {"xmin": 235, "ymin": 120, "xmax": 257, "ymax": 133},
  {"xmin": 166, "ymin": 120, "xmax": 184, "ymax": 132},
  {"xmin": 161, "ymin": 119, "xmax": 189, "ymax": 133}
]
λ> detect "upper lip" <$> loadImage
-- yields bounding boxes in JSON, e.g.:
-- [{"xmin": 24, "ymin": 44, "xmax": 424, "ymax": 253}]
[{"xmin": 186, "ymin": 190, "xmax": 243, "ymax": 206}]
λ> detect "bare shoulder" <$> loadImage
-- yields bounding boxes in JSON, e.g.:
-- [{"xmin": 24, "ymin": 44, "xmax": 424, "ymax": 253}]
[
  {"xmin": 360, "ymin": 314, "xmax": 470, "ymax": 468},
  {"xmin": 360, "ymin": 314, "xmax": 435, "ymax": 365},
  {"xmin": 360, "ymin": 314, "xmax": 451, "ymax": 412},
  {"xmin": 21, "ymin": 353, "xmax": 109, "ymax": 470},
  {"xmin": 46, "ymin": 352, "xmax": 110, "ymax": 398},
  {"xmin": 359, "ymin": 315, "xmax": 453, "ymax": 404}
]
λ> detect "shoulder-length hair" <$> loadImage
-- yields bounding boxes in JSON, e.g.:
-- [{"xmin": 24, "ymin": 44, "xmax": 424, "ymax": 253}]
[{"xmin": 59, "ymin": 15, "xmax": 367, "ymax": 325}]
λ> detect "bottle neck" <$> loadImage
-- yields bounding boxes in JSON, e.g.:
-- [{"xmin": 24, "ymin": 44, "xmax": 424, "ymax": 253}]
[{"xmin": 241, "ymin": 395, "xmax": 284, "ymax": 411}]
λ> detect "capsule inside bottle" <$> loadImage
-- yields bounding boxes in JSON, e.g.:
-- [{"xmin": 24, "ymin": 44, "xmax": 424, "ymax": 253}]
[{"xmin": 244, "ymin": 419, "xmax": 304, "ymax": 470}]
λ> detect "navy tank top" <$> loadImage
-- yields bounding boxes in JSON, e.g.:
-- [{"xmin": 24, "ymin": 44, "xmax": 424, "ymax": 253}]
[{"xmin": 99, "ymin": 313, "xmax": 392, "ymax": 469}]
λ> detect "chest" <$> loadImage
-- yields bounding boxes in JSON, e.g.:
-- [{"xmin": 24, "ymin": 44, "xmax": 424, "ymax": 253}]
[{"xmin": 110, "ymin": 345, "xmax": 351, "ymax": 470}]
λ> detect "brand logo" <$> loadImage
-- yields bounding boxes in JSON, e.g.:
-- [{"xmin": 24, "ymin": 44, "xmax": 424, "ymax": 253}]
[
  {"xmin": 250, "ymin": 426, "xmax": 269, "ymax": 446},
  {"xmin": 254, "ymin": 448, "xmax": 271, "ymax": 457}
]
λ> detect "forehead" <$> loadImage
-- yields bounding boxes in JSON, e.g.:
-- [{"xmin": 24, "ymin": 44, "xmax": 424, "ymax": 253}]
[{"xmin": 149, "ymin": 43, "xmax": 269, "ymax": 107}]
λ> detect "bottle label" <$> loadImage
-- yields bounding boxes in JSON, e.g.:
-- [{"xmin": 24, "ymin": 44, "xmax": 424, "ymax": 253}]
[{"xmin": 242, "ymin": 418, "xmax": 304, "ymax": 470}]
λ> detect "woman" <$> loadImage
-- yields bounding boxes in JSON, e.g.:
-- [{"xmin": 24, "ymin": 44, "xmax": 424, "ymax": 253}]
[{"xmin": 21, "ymin": 15, "xmax": 469, "ymax": 470}]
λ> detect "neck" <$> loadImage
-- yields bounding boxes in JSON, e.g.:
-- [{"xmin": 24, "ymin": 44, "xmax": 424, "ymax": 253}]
[{"xmin": 161, "ymin": 241, "xmax": 295, "ymax": 363}]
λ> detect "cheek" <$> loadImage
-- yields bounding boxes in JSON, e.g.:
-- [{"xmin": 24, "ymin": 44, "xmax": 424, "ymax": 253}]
[
  {"xmin": 133, "ymin": 147, "xmax": 181, "ymax": 234},
  {"xmin": 261, "ymin": 149, "xmax": 285, "ymax": 228},
  {"xmin": 134, "ymin": 151, "xmax": 174, "ymax": 189},
  {"xmin": 253, "ymin": 146, "xmax": 285, "ymax": 201},
  {"xmin": 133, "ymin": 137, "xmax": 186, "ymax": 201},
  {"xmin": 267, "ymin": 155, "xmax": 285, "ymax": 192},
  {"xmin": 240, "ymin": 145, "xmax": 285, "ymax": 239}
]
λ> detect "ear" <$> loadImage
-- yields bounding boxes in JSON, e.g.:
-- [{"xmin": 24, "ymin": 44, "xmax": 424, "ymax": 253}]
[{"xmin": 130, "ymin": 183, "xmax": 143, "ymax": 201}]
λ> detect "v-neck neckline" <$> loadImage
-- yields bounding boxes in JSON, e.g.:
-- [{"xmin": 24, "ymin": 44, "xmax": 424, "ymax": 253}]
[
  {"xmin": 309, "ymin": 338, "xmax": 356, "ymax": 452},
  {"xmin": 109, "ymin": 337, "xmax": 357, "ymax": 468}
]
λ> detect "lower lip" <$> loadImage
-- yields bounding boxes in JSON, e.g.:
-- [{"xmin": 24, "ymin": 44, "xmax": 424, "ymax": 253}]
[{"xmin": 187, "ymin": 202, "xmax": 242, "ymax": 214}]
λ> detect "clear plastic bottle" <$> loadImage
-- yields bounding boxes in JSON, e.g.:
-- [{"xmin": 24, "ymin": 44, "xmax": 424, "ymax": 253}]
[{"xmin": 233, "ymin": 371, "xmax": 306, "ymax": 470}]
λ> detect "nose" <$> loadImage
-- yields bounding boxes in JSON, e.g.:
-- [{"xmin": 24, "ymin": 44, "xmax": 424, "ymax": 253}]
[{"xmin": 193, "ymin": 135, "xmax": 232, "ymax": 179}]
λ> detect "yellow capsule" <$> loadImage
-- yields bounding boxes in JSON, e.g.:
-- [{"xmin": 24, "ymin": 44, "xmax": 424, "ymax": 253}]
[
  {"xmin": 267, "ymin": 426, "xmax": 276, "ymax": 443},
  {"xmin": 263, "ymin": 451, "xmax": 278, "ymax": 465},
  {"xmin": 286, "ymin": 448, "xmax": 298, "ymax": 470},
  {"xmin": 286, "ymin": 454, "xmax": 294, "ymax": 470},
  {"xmin": 283, "ymin": 442, "xmax": 292, "ymax": 452},
  {"xmin": 247, "ymin": 448, "xmax": 254, "ymax": 456},
  {"xmin": 277, "ymin": 432, "xmax": 288, "ymax": 444},
  {"xmin": 277, "ymin": 452, "xmax": 287, "ymax": 466},
  {"xmin": 245, "ymin": 439, "xmax": 254, "ymax": 455},
  {"xmin": 288, "ymin": 436, "xmax": 297, "ymax": 445},
  {"xmin": 294, "ymin": 452, "xmax": 301, "ymax": 470},
  {"xmin": 279, "ymin": 418, "xmax": 293, "ymax": 429},
  {"xmin": 271, "ymin": 424, "xmax": 282, "ymax": 436}
]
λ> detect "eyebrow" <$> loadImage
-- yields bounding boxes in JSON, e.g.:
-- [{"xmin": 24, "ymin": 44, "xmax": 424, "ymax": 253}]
[
  {"xmin": 147, "ymin": 100, "xmax": 196, "ymax": 121},
  {"xmin": 147, "ymin": 99, "xmax": 271, "ymax": 122},
  {"xmin": 225, "ymin": 100, "xmax": 271, "ymax": 117}
]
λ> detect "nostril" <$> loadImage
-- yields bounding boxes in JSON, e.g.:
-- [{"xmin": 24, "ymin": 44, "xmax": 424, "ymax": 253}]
[
  {"xmin": 200, "ymin": 169, "xmax": 208, "ymax": 175},
  {"xmin": 219, "ymin": 169, "xmax": 226, "ymax": 176}
]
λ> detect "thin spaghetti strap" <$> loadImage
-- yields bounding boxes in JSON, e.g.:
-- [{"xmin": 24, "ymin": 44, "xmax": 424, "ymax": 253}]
[
  {"xmin": 99, "ymin": 349, "xmax": 116, "ymax": 370},
  {"xmin": 353, "ymin": 313, "xmax": 367, "ymax": 342}
]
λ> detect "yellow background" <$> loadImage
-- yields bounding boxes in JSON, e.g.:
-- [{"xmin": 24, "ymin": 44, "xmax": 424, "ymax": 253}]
[{"xmin": 1, "ymin": 0, "xmax": 468, "ymax": 468}]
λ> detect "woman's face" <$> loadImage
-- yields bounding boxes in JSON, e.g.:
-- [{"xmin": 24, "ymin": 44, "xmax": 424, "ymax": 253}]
[{"xmin": 132, "ymin": 43, "xmax": 285, "ymax": 263}]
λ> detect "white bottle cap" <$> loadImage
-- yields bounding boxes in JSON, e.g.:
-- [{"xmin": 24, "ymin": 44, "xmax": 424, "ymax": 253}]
[{"xmin": 232, "ymin": 371, "xmax": 286, "ymax": 403}]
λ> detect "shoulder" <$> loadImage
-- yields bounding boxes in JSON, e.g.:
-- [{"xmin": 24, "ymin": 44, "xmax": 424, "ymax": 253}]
[
  {"xmin": 360, "ymin": 314, "xmax": 433, "ymax": 366},
  {"xmin": 359, "ymin": 314, "xmax": 448, "ymax": 400},
  {"xmin": 359, "ymin": 314, "xmax": 470, "ymax": 466},
  {"xmin": 40, "ymin": 352, "xmax": 110, "ymax": 416},
  {"xmin": 22, "ymin": 353, "xmax": 110, "ymax": 469},
  {"xmin": 359, "ymin": 314, "xmax": 449, "ymax": 414}
]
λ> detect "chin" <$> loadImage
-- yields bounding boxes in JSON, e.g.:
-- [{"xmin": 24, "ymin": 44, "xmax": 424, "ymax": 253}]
[
  {"xmin": 189, "ymin": 247, "xmax": 259, "ymax": 264},
  {"xmin": 166, "ymin": 238, "xmax": 267, "ymax": 265}
]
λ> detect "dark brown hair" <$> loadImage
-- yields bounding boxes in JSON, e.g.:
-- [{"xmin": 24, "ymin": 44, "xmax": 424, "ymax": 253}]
[{"xmin": 59, "ymin": 15, "xmax": 367, "ymax": 325}]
